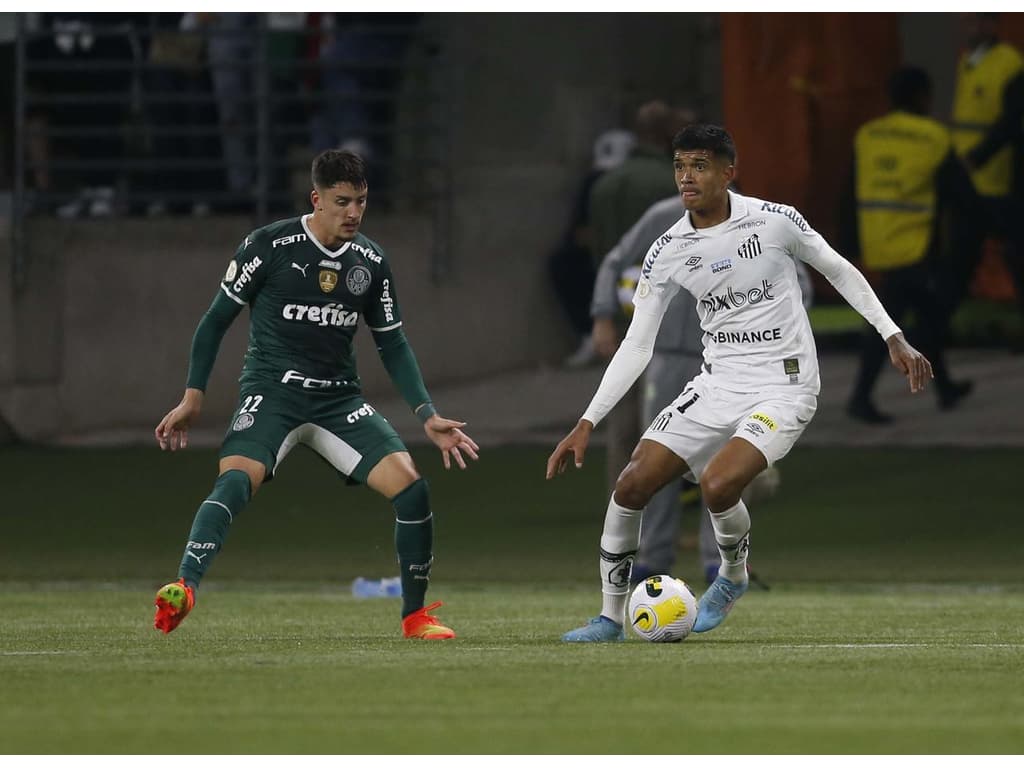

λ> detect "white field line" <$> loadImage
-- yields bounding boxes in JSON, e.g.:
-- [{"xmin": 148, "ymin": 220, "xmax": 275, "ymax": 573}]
[
  {"xmin": 767, "ymin": 643, "xmax": 1022, "ymax": 649},
  {"xmin": 0, "ymin": 650, "xmax": 85, "ymax": 656}
]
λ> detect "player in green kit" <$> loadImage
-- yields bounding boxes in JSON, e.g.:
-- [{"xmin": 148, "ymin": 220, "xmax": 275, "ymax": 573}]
[{"xmin": 153, "ymin": 149, "xmax": 478, "ymax": 639}]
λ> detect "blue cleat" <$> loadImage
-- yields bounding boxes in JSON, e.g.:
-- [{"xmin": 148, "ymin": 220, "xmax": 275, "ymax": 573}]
[
  {"xmin": 562, "ymin": 615, "xmax": 625, "ymax": 643},
  {"xmin": 693, "ymin": 575, "xmax": 748, "ymax": 633}
]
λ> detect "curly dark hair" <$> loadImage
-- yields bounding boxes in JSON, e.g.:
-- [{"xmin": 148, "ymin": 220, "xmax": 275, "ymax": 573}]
[{"xmin": 671, "ymin": 124, "xmax": 737, "ymax": 164}]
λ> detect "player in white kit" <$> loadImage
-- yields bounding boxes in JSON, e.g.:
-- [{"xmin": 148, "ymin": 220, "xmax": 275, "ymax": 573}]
[{"xmin": 547, "ymin": 124, "xmax": 933, "ymax": 642}]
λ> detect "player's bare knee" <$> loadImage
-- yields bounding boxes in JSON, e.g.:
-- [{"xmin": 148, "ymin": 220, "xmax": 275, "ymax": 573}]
[
  {"xmin": 367, "ymin": 452, "xmax": 421, "ymax": 498},
  {"xmin": 613, "ymin": 465, "xmax": 653, "ymax": 510},
  {"xmin": 700, "ymin": 470, "xmax": 742, "ymax": 512}
]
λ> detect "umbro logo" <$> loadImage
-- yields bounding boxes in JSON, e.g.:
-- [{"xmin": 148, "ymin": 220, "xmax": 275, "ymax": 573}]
[
  {"xmin": 738, "ymin": 233, "xmax": 762, "ymax": 259},
  {"xmin": 291, "ymin": 262, "xmax": 309, "ymax": 277}
]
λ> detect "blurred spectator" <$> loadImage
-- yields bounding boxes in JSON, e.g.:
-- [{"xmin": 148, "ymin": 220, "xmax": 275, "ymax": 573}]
[
  {"xmin": 951, "ymin": 12, "xmax": 1024, "ymax": 344},
  {"xmin": 551, "ymin": 128, "xmax": 635, "ymax": 368},
  {"xmin": 844, "ymin": 66, "xmax": 977, "ymax": 424},
  {"xmin": 140, "ymin": 13, "xmax": 218, "ymax": 216},
  {"xmin": 27, "ymin": 13, "xmax": 135, "ymax": 217},
  {"xmin": 192, "ymin": 12, "xmax": 255, "ymax": 205},
  {"xmin": 311, "ymin": 13, "xmax": 419, "ymax": 201},
  {"xmin": 264, "ymin": 12, "xmax": 314, "ymax": 203},
  {"xmin": 587, "ymin": 101, "xmax": 694, "ymax": 498},
  {"xmin": 21, "ymin": 14, "xmax": 53, "ymax": 209},
  {"xmin": 0, "ymin": 14, "xmax": 13, "ymax": 193}
]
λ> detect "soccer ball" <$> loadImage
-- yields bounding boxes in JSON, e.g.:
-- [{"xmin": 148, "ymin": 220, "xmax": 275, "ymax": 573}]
[{"xmin": 628, "ymin": 575, "xmax": 699, "ymax": 642}]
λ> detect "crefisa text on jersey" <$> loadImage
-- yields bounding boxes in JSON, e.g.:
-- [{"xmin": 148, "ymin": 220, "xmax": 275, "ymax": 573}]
[
  {"xmin": 282, "ymin": 302, "xmax": 359, "ymax": 327},
  {"xmin": 232, "ymin": 257, "xmax": 263, "ymax": 293}
]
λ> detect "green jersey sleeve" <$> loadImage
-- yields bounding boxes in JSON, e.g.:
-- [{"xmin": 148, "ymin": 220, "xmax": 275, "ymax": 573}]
[
  {"xmin": 363, "ymin": 252, "xmax": 403, "ymax": 332},
  {"xmin": 220, "ymin": 231, "xmax": 272, "ymax": 306},
  {"xmin": 185, "ymin": 289, "xmax": 244, "ymax": 391},
  {"xmin": 372, "ymin": 327, "xmax": 435, "ymax": 422}
]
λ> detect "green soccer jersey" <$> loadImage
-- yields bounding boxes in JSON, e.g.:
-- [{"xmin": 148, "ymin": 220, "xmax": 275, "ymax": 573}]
[{"xmin": 219, "ymin": 215, "xmax": 403, "ymax": 392}]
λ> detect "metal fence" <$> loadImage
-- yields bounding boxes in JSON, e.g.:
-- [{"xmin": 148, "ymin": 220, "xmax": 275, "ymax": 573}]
[{"xmin": 11, "ymin": 12, "xmax": 453, "ymax": 284}]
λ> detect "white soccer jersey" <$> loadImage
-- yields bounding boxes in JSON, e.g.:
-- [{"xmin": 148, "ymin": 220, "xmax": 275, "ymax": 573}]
[{"xmin": 581, "ymin": 190, "xmax": 901, "ymax": 426}]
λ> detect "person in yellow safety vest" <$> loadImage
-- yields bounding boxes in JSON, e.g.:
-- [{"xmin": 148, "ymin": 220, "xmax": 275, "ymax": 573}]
[
  {"xmin": 951, "ymin": 12, "xmax": 1024, "ymax": 329},
  {"xmin": 842, "ymin": 66, "xmax": 978, "ymax": 424}
]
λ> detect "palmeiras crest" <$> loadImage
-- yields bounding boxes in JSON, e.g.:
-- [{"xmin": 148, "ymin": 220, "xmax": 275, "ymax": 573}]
[{"xmin": 345, "ymin": 265, "xmax": 372, "ymax": 296}]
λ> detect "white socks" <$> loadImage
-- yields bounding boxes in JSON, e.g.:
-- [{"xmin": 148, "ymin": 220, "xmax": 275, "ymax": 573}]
[
  {"xmin": 709, "ymin": 500, "xmax": 751, "ymax": 583},
  {"xmin": 599, "ymin": 495, "xmax": 644, "ymax": 624}
]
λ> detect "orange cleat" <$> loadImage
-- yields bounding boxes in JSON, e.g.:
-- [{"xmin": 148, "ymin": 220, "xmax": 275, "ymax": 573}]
[
  {"xmin": 401, "ymin": 601, "xmax": 456, "ymax": 640},
  {"xmin": 154, "ymin": 578, "xmax": 195, "ymax": 634}
]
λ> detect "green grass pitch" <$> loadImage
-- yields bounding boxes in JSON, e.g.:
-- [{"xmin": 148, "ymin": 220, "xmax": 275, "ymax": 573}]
[{"xmin": 1, "ymin": 444, "xmax": 1022, "ymax": 753}]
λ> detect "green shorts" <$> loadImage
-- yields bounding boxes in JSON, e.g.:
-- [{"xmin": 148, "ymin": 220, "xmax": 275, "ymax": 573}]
[{"xmin": 219, "ymin": 379, "xmax": 407, "ymax": 484}]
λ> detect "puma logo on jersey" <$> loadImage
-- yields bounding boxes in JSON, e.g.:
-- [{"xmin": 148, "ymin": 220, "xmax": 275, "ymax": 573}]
[
  {"xmin": 291, "ymin": 262, "xmax": 309, "ymax": 277},
  {"xmin": 186, "ymin": 552, "xmax": 208, "ymax": 564}
]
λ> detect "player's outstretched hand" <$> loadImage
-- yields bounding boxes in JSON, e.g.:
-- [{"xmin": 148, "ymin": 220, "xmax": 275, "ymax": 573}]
[
  {"xmin": 546, "ymin": 419, "xmax": 593, "ymax": 479},
  {"xmin": 886, "ymin": 332, "xmax": 933, "ymax": 393},
  {"xmin": 155, "ymin": 389, "xmax": 204, "ymax": 451},
  {"xmin": 424, "ymin": 414, "xmax": 480, "ymax": 470}
]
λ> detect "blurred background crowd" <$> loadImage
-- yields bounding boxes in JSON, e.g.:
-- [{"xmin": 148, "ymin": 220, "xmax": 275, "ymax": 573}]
[{"xmin": 1, "ymin": 11, "xmax": 1023, "ymax": 450}]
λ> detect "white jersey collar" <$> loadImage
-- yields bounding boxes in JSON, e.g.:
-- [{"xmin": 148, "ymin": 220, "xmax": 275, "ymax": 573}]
[{"xmin": 301, "ymin": 213, "xmax": 353, "ymax": 258}]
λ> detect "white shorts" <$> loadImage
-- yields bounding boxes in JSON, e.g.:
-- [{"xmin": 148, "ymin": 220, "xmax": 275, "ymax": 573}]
[{"xmin": 641, "ymin": 372, "xmax": 817, "ymax": 482}]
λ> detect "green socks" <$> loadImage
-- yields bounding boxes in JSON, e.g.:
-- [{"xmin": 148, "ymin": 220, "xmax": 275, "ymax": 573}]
[
  {"xmin": 178, "ymin": 469, "xmax": 251, "ymax": 589},
  {"xmin": 392, "ymin": 478, "xmax": 433, "ymax": 618}
]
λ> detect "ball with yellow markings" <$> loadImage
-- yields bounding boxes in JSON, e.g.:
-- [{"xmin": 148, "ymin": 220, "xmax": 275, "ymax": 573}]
[{"xmin": 628, "ymin": 575, "xmax": 699, "ymax": 642}]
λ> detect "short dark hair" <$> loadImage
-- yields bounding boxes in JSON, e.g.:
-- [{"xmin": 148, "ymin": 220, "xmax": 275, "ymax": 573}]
[
  {"xmin": 311, "ymin": 149, "xmax": 368, "ymax": 190},
  {"xmin": 888, "ymin": 66, "xmax": 932, "ymax": 111},
  {"xmin": 671, "ymin": 124, "xmax": 737, "ymax": 164}
]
